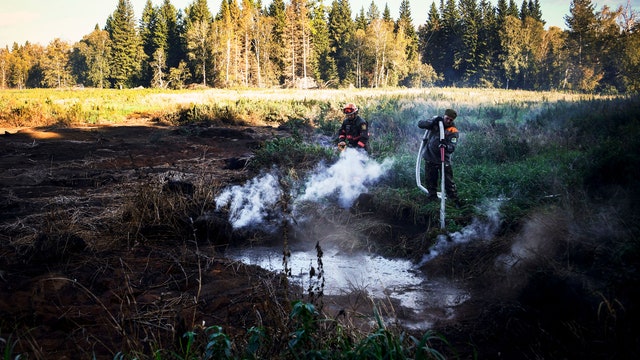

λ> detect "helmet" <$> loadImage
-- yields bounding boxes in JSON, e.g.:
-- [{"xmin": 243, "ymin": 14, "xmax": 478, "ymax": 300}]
[{"xmin": 343, "ymin": 103, "xmax": 358, "ymax": 115}]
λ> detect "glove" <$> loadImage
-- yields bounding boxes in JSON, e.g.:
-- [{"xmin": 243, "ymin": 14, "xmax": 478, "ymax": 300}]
[{"xmin": 338, "ymin": 141, "xmax": 346, "ymax": 151}]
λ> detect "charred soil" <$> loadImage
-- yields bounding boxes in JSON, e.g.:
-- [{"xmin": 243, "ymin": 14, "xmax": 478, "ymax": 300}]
[{"xmin": 0, "ymin": 121, "xmax": 305, "ymax": 358}]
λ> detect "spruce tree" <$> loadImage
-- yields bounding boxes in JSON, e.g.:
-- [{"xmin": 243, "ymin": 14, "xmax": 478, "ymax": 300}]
[
  {"xmin": 268, "ymin": 0, "xmax": 287, "ymax": 84},
  {"xmin": 311, "ymin": 0, "xmax": 337, "ymax": 87},
  {"xmin": 396, "ymin": 0, "xmax": 418, "ymax": 62},
  {"xmin": 477, "ymin": 0, "xmax": 499, "ymax": 86},
  {"xmin": 140, "ymin": 0, "xmax": 159, "ymax": 86},
  {"xmin": 458, "ymin": 0, "xmax": 480, "ymax": 85},
  {"xmin": 106, "ymin": 0, "xmax": 142, "ymax": 88},
  {"xmin": 564, "ymin": 0, "xmax": 599, "ymax": 91},
  {"xmin": 328, "ymin": 0, "xmax": 354, "ymax": 85},
  {"xmin": 441, "ymin": 0, "xmax": 462, "ymax": 85},
  {"xmin": 160, "ymin": 0, "xmax": 184, "ymax": 70}
]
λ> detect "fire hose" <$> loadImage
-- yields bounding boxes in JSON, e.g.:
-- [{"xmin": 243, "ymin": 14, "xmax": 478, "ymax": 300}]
[{"xmin": 415, "ymin": 120, "xmax": 446, "ymax": 229}]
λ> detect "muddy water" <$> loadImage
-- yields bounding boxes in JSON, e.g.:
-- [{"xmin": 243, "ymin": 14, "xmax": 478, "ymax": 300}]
[{"xmin": 225, "ymin": 245, "xmax": 470, "ymax": 329}]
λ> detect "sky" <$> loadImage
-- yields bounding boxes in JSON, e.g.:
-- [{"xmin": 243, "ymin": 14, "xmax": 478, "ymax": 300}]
[{"xmin": 1, "ymin": 0, "xmax": 638, "ymax": 49}]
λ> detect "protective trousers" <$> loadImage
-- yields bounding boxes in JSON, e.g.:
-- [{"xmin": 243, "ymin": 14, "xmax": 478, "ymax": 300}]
[{"xmin": 425, "ymin": 162, "xmax": 458, "ymax": 200}]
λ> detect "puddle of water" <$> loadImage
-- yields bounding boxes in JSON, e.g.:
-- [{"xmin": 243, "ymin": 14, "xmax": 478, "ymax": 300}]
[{"xmin": 225, "ymin": 245, "xmax": 470, "ymax": 328}]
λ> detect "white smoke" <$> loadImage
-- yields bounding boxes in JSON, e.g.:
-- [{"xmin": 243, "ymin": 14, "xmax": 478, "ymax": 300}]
[
  {"xmin": 295, "ymin": 148, "xmax": 394, "ymax": 208},
  {"xmin": 419, "ymin": 198, "xmax": 503, "ymax": 265},
  {"xmin": 215, "ymin": 172, "xmax": 282, "ymax": 229},
  {"xmin": 214, "ymin": 149, "xmax": 394, "ymax": 229}
]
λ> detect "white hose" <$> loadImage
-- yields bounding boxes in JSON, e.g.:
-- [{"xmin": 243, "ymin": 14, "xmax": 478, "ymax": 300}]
[
  {"xmin": 415, "ymin": 129, "xmax": 430, "ymax": 194},
  {"xmin": 439, "ymin": 121, "xmax": 446, "ymax": 229},
  {"xmin": 416, "ymin": 122, "xmax": 447, "ymax": 229}
]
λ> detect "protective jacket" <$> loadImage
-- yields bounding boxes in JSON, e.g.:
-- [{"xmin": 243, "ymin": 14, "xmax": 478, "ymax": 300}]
[
  {"xmin": 418, "ymin": 116, "xmax": 459, "ymax": 164},
  {"xmin": 338, "ymin": 115, "xmax": 369, "ymax": 149}
]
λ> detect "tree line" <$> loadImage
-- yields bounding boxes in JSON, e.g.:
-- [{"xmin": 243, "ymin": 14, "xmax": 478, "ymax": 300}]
[{"xmin": 0, "ymin": 0, "xmax": 638, "ymax": 93}]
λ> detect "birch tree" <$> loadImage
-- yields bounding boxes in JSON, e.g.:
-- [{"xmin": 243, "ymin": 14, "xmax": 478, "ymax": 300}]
[
  {"xmin": 73, "ymin": 26, "xmax": 111, "ymax": 88},
  {"xmin": 186, "ymin": 19, "xmax": 211, "ymax": 86},
  {"xmin": 284, "ymin": 0, "xmax": 312, "ymax": 87},
  {"xmin": 0, "ymin": 48, "xmax": 9, "ymax": 88},
  {"xmin": 42, "ymin": 39, "xmax": 73, "ymax": 88},
  {"xmin": 185, "ymin": 0, "xmax": 213, "ymax": 86},
  {"xmin": 239, "ymin": 0, "xmax": 258, "ymax": 86},
  {"xmin": 366, "ymin": 18, "xmax": 393, "ymax": 87}
]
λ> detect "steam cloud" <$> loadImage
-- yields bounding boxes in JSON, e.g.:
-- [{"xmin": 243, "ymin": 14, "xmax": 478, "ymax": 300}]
[
  {"xmin": 215, "ymin": 172, "xmax": 282, "ymax": 229},
  {"xmin": 296, "ymin": 148, "xmax": 394, "ymax": 208},
  {"xmin": 419, "ymin": 199, "xmax": 503, "ymax": 265},
  {"xmin": 215, "ymin": 149, "xmax": 394, "ymax": 229}
]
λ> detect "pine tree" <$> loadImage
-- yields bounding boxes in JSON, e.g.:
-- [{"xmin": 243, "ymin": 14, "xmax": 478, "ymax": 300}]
[
  {"xmin": 140, "ymin": 0, "xmax": 159, "ymax": 86},
  {"xmin": 327, "ymin": 0, "xmax": 354, "ymax": 85},
  {"xmin": 531, "ymin": 0, "xmax": 544, "ymax": 23},
  {"xmin": 564, "ymin": 0, "xmax": 600, "ymax": 91},
  {"xmin": 355, "ymin": 7, "xmax": 367, "ymax": 31},
  {"xmin": 519, "ymin": 0, "xmax": 529, "ymax": 20},
  {"xmin": 106, "ymin": 0, "xmax": 142, "ymax": 88},
  {"xmin": 458, "ymin": 0, "xmax": 480, "ymax": 85},
  {"xmin": 396, "ymin": 0, "xmax": 418, "ymax": 63},
  {"xmin": 382, "ymin": 4, "xmax": 392, "ymax": 22},
  {"xmin": 507, "ymin": 0, "xmax": 519, "ymax": 18},
  {"xmin": 477, "ymin": 0, "xmax": 499, "ymax": 86},
  {"xmin": 268, "ymin": 0, "xmax": 287, "ymax": 85},
  {"xmin": 418, "ymin": 1, "xmax": 444, "ymax": 80},
  {"xmin": 310, "ymin": 0, "xmax": 336, "ymax": 87},
  {"xmin": 105, "ymin": 0, "xmax": 138, "ymax": 87},
  {"xmin": 441, "ymin": 0, "xmax": 462, "ymax": 85},
  {"xmin": 160, "ymin": 0, "xmax": 184, "ymax": 70}
]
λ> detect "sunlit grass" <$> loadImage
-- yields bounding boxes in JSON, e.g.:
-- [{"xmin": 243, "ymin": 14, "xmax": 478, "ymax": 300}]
[{"xmin": 0, "ymin": 87, "xmax": 616, "ymax": 129}]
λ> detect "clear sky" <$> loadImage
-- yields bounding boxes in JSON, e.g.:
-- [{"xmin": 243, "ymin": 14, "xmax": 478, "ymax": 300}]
[{"xmin": 1, "ymin": 0, "xmax": 638, "ymax": 49}]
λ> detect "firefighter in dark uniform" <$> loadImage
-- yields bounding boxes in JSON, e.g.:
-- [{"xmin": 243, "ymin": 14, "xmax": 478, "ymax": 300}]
[
  {"xmin": 337, "ymin": 103, "xmax": 369, "ymax": 152},
  {"xmin": 418, "ymin": 108, "xmax": 461, "ymax": 206}
]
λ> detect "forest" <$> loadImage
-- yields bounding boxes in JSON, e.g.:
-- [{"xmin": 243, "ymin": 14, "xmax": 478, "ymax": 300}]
[{"xmin": 0, "ymin": 0, "xmax": 639, "ymax": 93}]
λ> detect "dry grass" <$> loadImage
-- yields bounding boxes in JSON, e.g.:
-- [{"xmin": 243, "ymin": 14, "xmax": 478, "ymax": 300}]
[{"xmin": 0, "ymin": 87, "xmax": 613, "ymax": 131}]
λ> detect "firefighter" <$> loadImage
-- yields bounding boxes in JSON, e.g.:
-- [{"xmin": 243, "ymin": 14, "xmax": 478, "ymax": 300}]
[
  {"xmin": 337, "ymin": 103, "xmax": 369, "ymax": 152},
  {"xmin": 418, "ymin": 108, "xmax": 461, "ymax": 206}
]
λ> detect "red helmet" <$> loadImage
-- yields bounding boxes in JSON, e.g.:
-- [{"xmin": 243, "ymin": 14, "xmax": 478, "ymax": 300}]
[{"xmin": 343, "ymin": 103, "xmax": 358, "ymax": 115}]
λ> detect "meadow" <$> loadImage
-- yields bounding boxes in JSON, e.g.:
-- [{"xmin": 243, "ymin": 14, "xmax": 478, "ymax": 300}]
[{"xmin": 1, "ymin": 87, "xmax": 639, "ymax": 359}]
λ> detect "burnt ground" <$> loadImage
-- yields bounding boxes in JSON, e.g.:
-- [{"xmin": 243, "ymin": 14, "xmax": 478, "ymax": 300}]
[
  {"xmin": 0, "ymin": 121, "xmax": 435, "ymax": 359},
  {"xmin": 0, "ymin": 121, "xmax": 298, "ymax": 358},
  {"xmin": 4, "ymin": 120, "xmax": 638, "ymax": 359}
]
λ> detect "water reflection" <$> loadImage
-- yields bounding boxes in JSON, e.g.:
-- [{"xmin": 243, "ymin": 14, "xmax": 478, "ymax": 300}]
[{"xmin": 225, "ymin": 245, "xmax": 470, "ymax": 328}]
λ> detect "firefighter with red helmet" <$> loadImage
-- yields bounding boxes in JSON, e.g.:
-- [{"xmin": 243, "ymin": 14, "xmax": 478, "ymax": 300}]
[{"xmin": 337, "ymin": 103, "xmax": 369, "ymax": 152}]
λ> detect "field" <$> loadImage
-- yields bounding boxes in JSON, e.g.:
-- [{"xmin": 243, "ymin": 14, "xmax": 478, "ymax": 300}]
[{"xmin": 1, "ymin": 88, "xmax": 639, "ymax": 359}]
